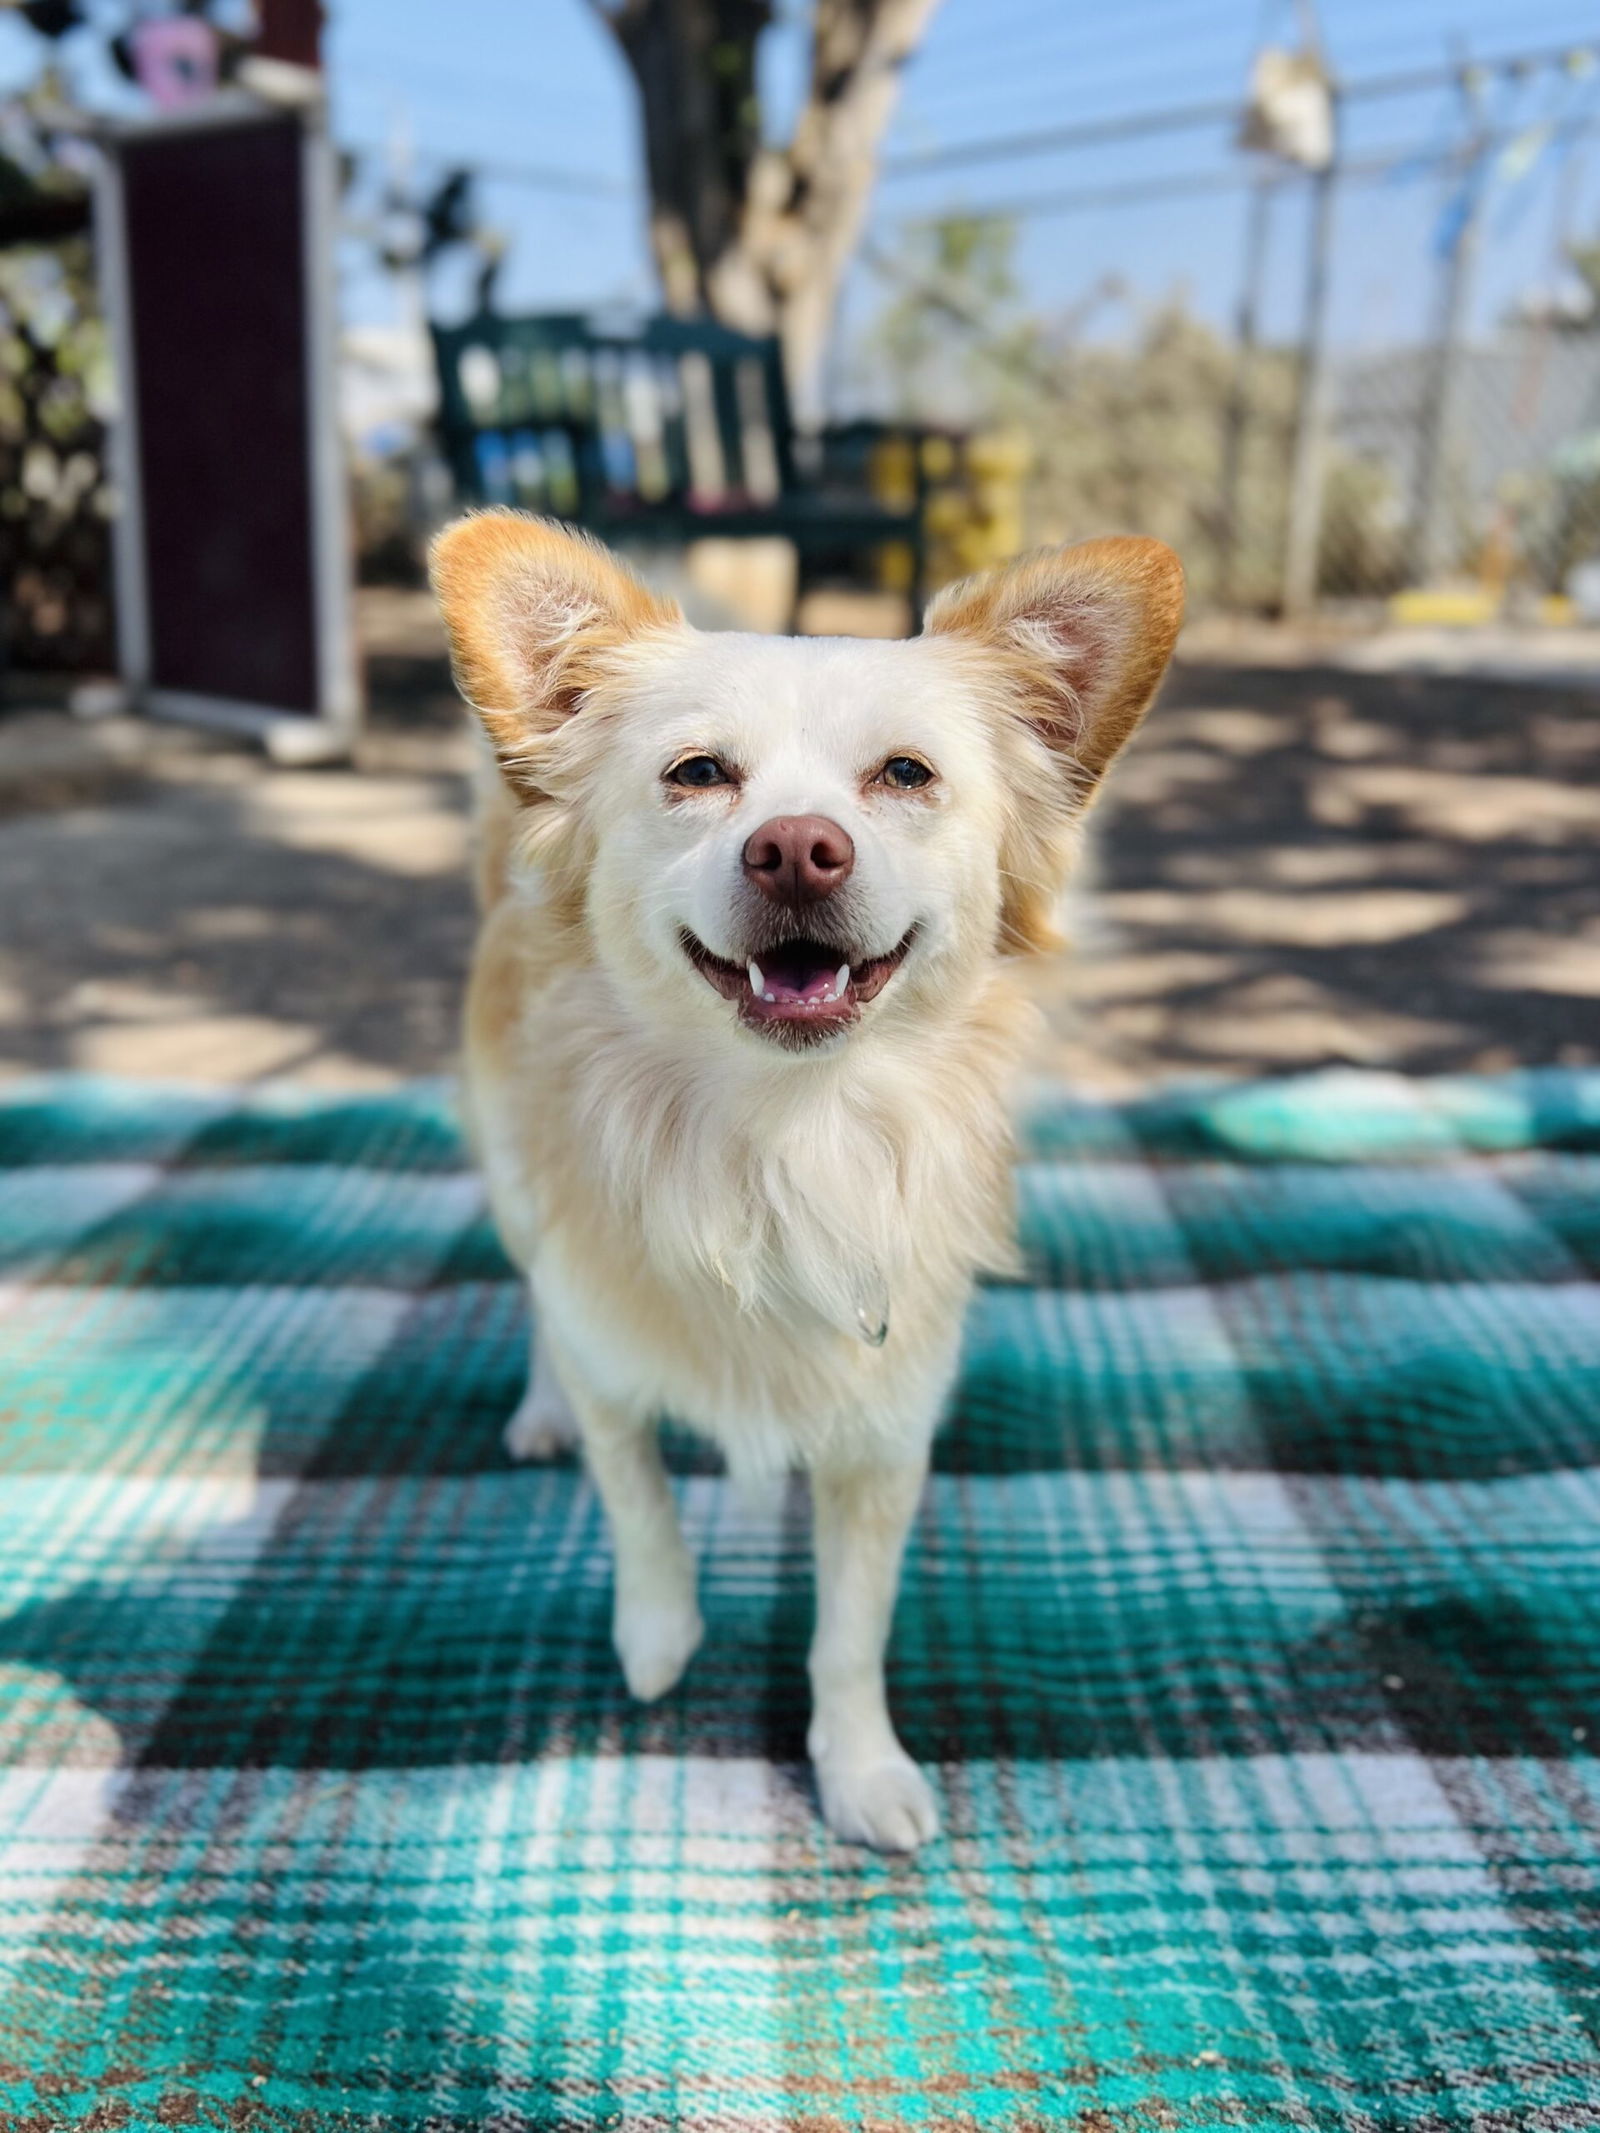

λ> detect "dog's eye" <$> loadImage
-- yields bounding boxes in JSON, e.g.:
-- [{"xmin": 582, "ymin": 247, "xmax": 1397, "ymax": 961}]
[
  {"xmin": 666, "ymin": 754, "xmax": 734, "ymax": 789},
  {"xmin": 879, "ymin": 755, "xmax": 934, "ymax": 791}
]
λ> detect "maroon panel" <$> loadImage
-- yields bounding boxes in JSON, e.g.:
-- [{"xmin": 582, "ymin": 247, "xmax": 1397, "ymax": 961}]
[
  {"xmin": 121, "ymin": 115, "xmax": 319, "ymax": 714},
  {"xmin": 256, "ymin": 0, "xmax": 325, "ymax": 69}
]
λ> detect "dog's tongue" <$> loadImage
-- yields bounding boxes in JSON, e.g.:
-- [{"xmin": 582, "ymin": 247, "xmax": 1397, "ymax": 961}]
[
  {"xmin": 751, "ymin": 945, "xmax": 850, "ymax": 1005},
  {"xmin": 771, "ymin": 964, "xmax": 837, "ymax": 1003}
]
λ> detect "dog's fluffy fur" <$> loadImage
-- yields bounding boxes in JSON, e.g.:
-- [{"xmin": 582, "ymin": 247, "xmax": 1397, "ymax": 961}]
[{"xmin": 431, "ymin": 516, "xmax": 1182, "ymax": 1851}]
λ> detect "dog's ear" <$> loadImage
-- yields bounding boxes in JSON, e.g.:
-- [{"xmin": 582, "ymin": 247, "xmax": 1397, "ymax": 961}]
[
  {"xmin": 926, "ymin": 535, "xmax": 1184, "ymax": 792},
  {"xmin": 926, "ymin": 537, "xmax": 1183, "ymax": 952},
  {"xmin": 429, "ymin": 512, "xmax": 681, "ymax": 798}
]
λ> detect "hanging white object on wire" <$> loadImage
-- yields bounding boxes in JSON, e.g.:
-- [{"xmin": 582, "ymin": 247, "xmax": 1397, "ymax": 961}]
[{"xmin": 1238, "ymin": 46, "xmax": 1336, "ymax": 171}]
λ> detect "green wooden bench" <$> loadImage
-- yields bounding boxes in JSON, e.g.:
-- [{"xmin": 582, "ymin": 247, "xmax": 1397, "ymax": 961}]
[{"xmin": 430, "ymin": 310, "xmax": 947, "ymax": 623}]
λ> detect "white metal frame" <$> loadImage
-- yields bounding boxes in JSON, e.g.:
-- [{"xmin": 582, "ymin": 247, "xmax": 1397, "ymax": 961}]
[{"xmin": 95, "ymin": 91, "xmax": 361, "ymax": 762}]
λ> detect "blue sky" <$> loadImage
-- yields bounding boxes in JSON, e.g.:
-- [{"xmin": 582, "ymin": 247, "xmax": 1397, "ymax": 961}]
[
  {"xmin": 325, "ymin": 0, "xmax": 1600, "ymax": 359},
  {"xmin": 7, "ymin": 0, "xmax": 1600, "ymax": 369}
]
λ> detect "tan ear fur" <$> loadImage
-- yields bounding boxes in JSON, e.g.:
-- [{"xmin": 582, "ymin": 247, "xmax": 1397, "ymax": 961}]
[
  {"xmin": 926, "ymin": 536, "xmax": 1184, "ymax": 955},
  {"xmin": 429, "ymin": 512, "xmax": 681, "ymax": 801},
  {"xmin": 927, "ymin": 535, "xmax": 1184, "ymax": 783}
]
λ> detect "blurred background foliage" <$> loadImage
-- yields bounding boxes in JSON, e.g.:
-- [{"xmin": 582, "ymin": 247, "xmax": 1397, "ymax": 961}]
[
  {"xmin": 0, "ymin": 66, "xmax": 111, "ymax": 671},
  {"xmin": 854, "ymin": 215, "xmax": 1403, "ymax": 609}
]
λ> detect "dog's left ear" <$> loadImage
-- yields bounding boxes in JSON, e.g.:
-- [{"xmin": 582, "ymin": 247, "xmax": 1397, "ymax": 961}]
[
  {"xmin": 926, "ymin": 535, "xmax": 1184, "ymax": 794},
  {"xmin": 926, "ymin": 536, "xmax": 1184, "ymax": 952}
]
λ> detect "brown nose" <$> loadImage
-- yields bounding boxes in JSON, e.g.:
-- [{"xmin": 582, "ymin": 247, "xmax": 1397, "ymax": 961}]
[{"xmin": 742, "ymin": 814, "xmax": 855, "ymax": 905}]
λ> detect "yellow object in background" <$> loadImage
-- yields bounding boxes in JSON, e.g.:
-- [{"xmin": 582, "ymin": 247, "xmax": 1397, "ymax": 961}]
[
  {"xmin": 868, "ymin": 435, "xmax": 918, "ymax": 515},
  {"xmin": 1388, "ymin": 587, "xmax": 1500, "ymax": 627},
  {"xmin": 927, "ymin": 428, "xmax": 1031, "ymax": 587},
  {"xmin": 865, "ymin": 426, "xmax": 1033, "ymax": 601}
]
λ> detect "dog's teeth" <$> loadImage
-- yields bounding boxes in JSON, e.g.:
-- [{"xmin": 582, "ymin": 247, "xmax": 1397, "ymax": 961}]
[
  {"xmin": 748, "ymin": 960, "xmax": 765, "ymax": 997},
  {"xmin": 830, "ymin": 965, "xmax": 850, "ymax": 1002}
]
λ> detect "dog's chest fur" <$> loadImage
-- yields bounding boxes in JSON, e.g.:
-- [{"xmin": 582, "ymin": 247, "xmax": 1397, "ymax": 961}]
[{"xmin": 468, "ymin": 910, "xmax": 1029, "ymax": 1474}]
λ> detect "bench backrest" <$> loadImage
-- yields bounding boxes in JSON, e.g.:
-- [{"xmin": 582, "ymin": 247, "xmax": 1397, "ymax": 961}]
[{"xmin": 431, "ymin": 310, "xmax": 799, "ymax": 521}]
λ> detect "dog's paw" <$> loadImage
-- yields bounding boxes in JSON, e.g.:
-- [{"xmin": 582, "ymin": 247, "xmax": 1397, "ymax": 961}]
[
  {"xmin": 614, "ymin": 1592, "xmax": 704, "ymax": 1702},
  {"xmin": 503, "ymin": 1384, "xmax": 581, "ymax": 1463},
  {"xmin": 816, "ymin": 1753, "xmax": 940, "ymax": 1854}
]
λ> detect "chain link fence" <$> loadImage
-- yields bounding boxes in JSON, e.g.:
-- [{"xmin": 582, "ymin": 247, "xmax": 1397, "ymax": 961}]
[
  {"xmin": 855, "ymin": 123, "xmax": 1600, "ymax": 624},
  {"xmin": 1321, "ymin": 323, "xmax": 1600, "ymax": 606}
]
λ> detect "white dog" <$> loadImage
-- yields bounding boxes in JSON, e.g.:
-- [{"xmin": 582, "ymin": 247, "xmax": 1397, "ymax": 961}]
[{"xmin": 431, "ymin": 516, "xmax": 1182, "ymax": 1851}]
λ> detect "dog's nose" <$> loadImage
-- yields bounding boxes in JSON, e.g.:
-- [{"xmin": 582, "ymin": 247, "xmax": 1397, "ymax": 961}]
[{"xmin": 742, "ymin": 815, "xmax": 855, "ymax": 905}]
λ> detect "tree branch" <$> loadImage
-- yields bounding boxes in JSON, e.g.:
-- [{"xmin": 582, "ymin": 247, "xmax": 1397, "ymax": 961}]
[{"xmin": 753, "ymin": 0, "xmax": 943, "ymax": 416}]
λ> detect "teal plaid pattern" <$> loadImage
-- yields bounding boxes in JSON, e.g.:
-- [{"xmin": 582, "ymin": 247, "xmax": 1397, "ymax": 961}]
[{"xmin": 3, "ymin": 1067, "xmax": 1600, "ymax": 2128}]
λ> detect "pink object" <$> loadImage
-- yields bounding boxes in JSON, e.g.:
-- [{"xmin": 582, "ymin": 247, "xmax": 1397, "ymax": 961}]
[{"xmin": 132, "ymin": 18, "xmax": 220, "ymax": 111}]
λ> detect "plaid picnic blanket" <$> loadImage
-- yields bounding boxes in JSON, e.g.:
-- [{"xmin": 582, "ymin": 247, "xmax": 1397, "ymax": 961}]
[{"xmin": 2, "ymin": 1067, "xmax": 1600, "ymax": 2130}]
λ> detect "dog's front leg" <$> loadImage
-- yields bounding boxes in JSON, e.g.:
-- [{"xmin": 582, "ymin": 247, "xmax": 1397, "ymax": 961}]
[
  {"xmin": 503, "ymin": 1307, "xmax": 582, "ymax": 1463},
  {"xmin": 574, "ymin": 1389, "xmax": 704, "ymax": 1702},
  {"xmin": 808, "ymin": 1454, "xmax": 938, "ymax": 1853}
]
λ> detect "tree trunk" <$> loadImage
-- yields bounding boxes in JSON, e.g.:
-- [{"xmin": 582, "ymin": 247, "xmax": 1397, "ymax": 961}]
[
  {"xmin": 594, "ymin": 0, "xmax": 940, "ymax": 423},
  {"xmin": 598, "ymin": 1, "xmax": 772, "ymax": 322}
]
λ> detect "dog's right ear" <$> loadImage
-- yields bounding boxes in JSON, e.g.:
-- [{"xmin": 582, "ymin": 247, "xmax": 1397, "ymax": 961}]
[{"xmin": 429, "ymin": 513, "xmax": 681, "ymax": 797}]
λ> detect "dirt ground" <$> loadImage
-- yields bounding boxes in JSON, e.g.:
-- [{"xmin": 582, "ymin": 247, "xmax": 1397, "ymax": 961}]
[{"xmin": 2, "ymin": 588, "xmax": 1596, "ymax": 1091}]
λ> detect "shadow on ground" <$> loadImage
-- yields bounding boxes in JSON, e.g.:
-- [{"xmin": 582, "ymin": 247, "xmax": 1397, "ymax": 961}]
[
  {"xmin": 1063, "ymin": 659, "xmax": 1600, "ymax": 1085},
  {"xmin": 0, "ymin": 637, "xmax": 475, "ymax": 1085}
]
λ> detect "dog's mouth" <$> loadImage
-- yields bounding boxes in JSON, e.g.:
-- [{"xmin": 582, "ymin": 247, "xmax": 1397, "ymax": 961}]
[{"xmin": 682, "ymin": 928, "xmax": 915, "ymax": 1042}]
